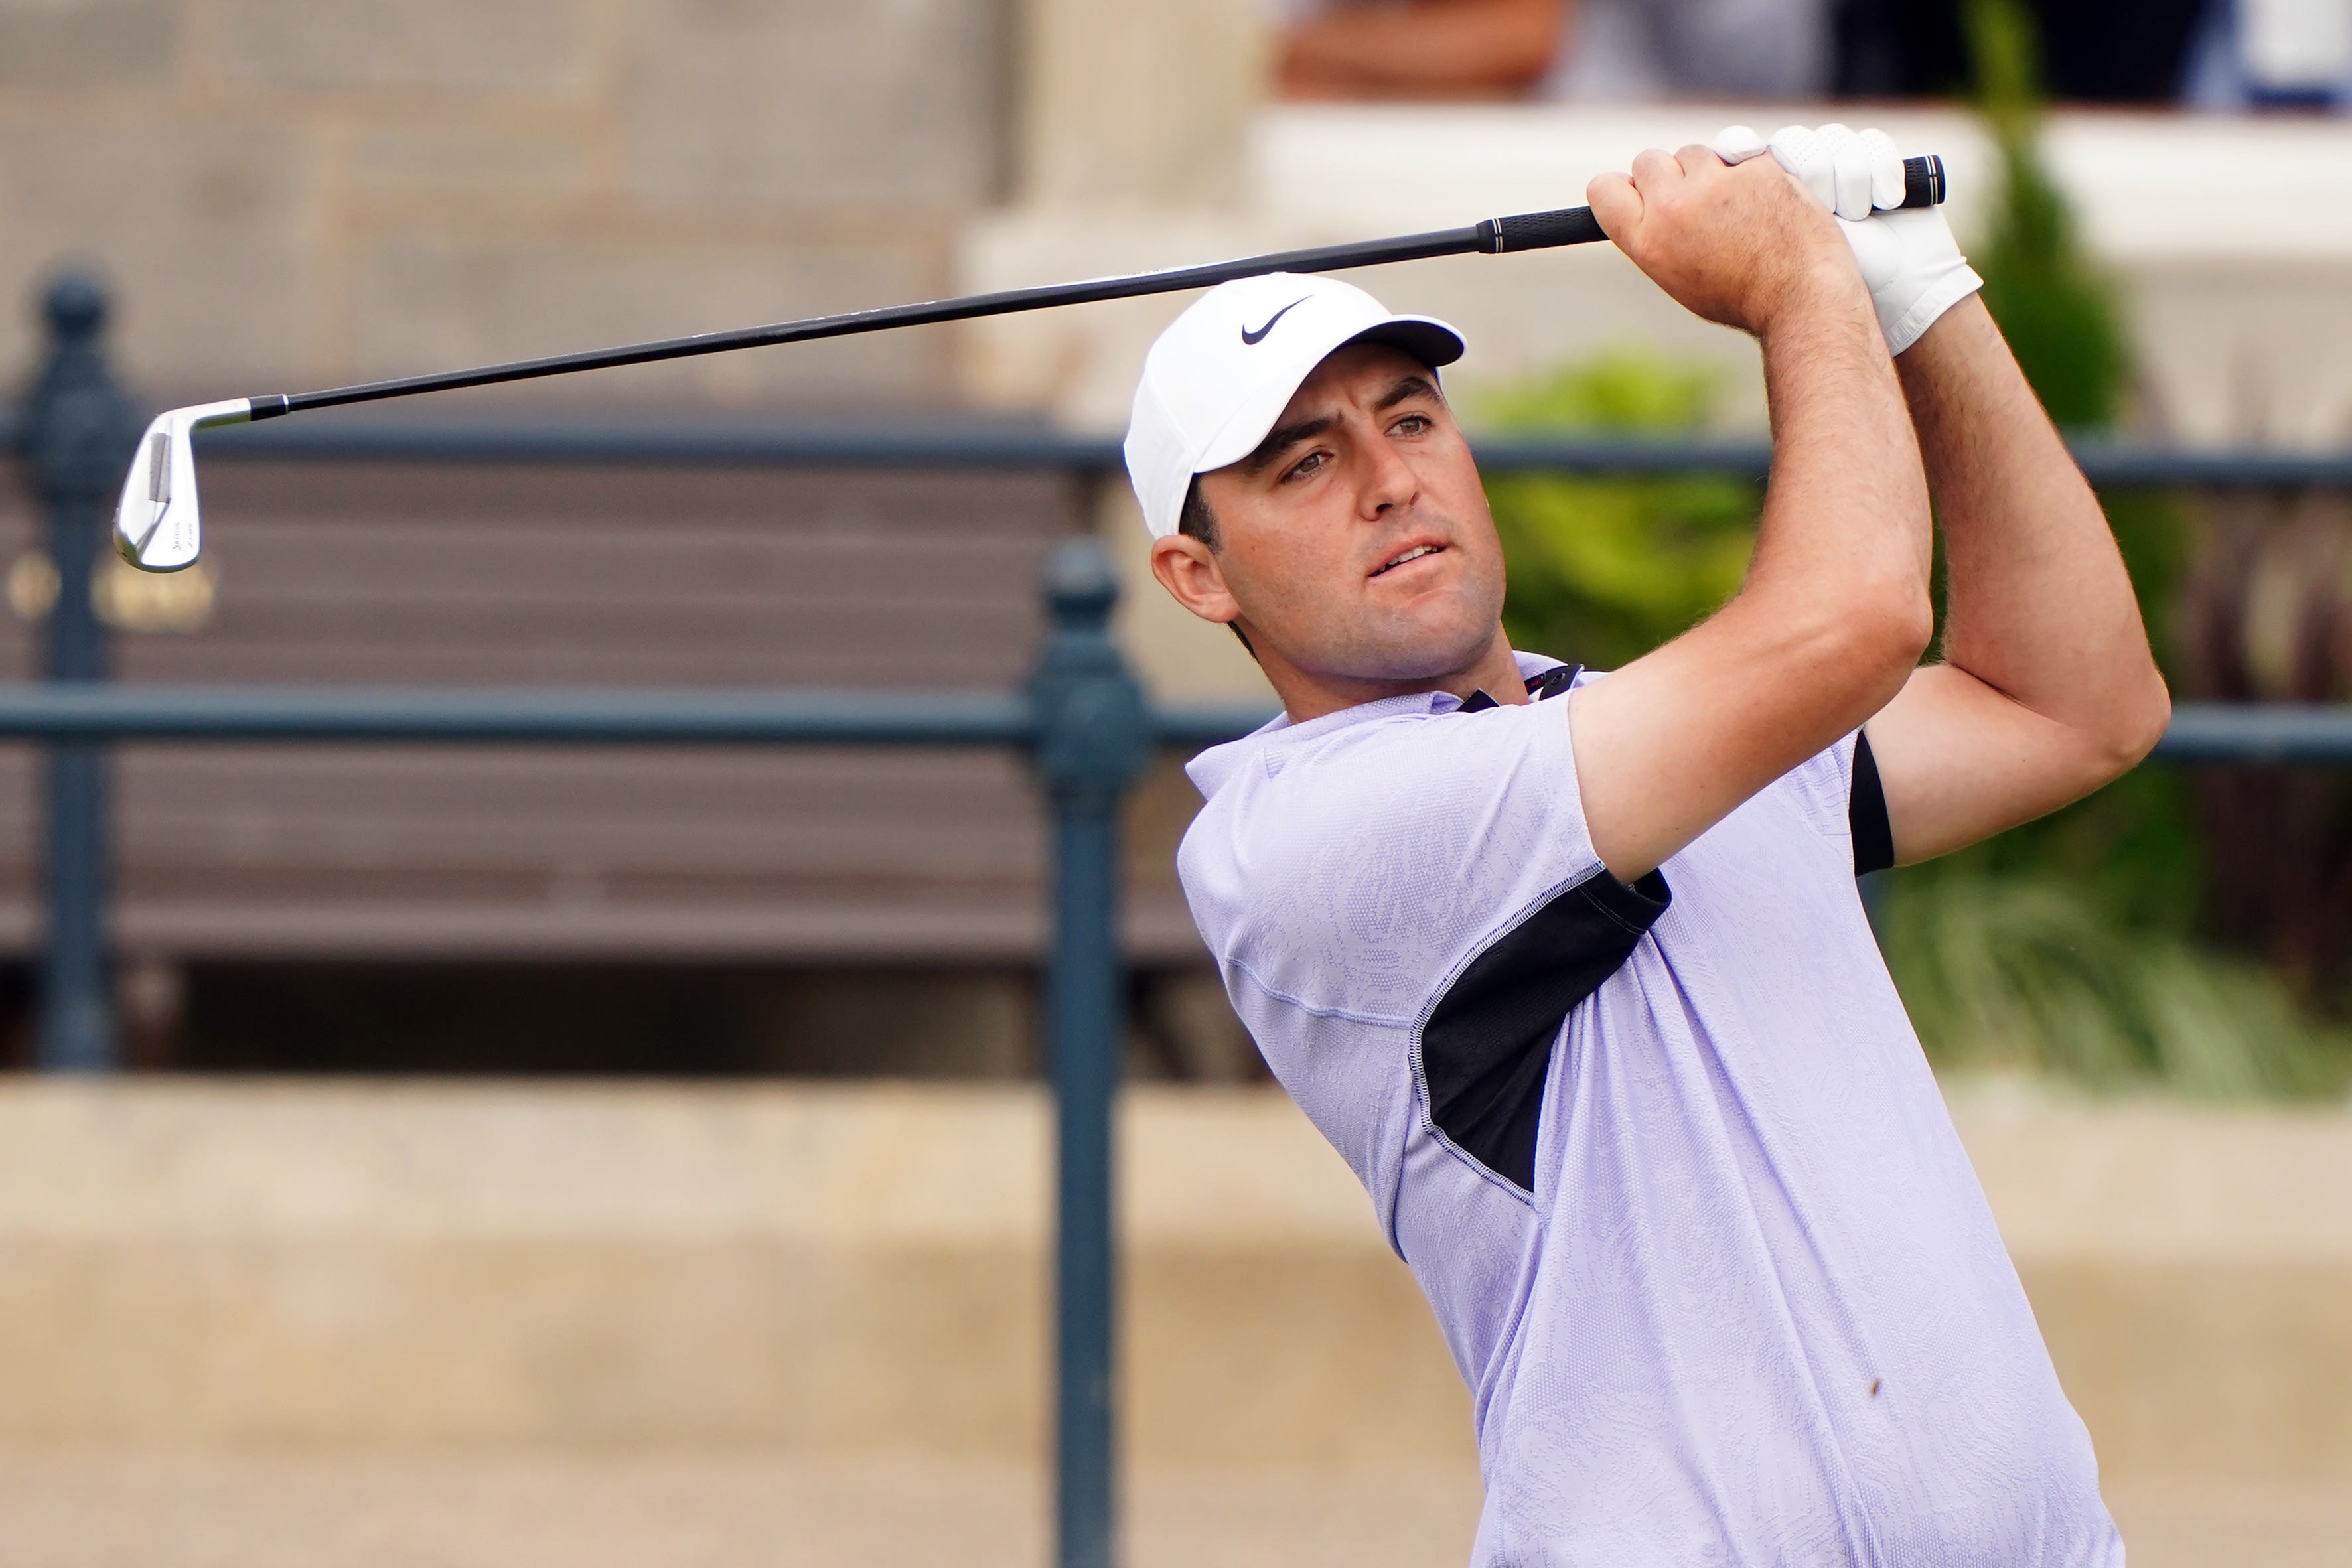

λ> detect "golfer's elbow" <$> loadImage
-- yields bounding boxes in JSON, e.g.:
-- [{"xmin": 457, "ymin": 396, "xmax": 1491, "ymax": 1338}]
[
  {"xmin": 1834, "ymin": 573, "xmax": 1935, "ymax": 703},
  {"xmin": 2093, "ymin": 666, "xmax": 2173, "ymax": 778},
  {"xmin": 1738, "ymin": 555, "xmax": 1930, "ymax": 719},
  {"xmin": 2032, "ymin": 659, "xmax": 2170, "ymax": 802}
]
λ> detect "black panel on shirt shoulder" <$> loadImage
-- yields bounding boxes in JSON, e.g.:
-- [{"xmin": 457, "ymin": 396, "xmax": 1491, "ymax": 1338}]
[
  {"xmin": 1850, "ymin": 731, "xmax": 1895, "ymax": 877},
  {"xmin": 1420, "ymin": 863, "xmax": 1667, "ymax": 1196}
]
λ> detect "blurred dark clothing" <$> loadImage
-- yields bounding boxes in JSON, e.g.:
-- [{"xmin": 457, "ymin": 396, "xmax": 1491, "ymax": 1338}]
[{"xmin": 1835, "ymin": 0, "xmax": 2209, "ymax": 102}]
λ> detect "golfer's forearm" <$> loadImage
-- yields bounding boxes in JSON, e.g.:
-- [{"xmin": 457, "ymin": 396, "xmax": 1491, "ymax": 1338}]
[
  {"xmin": 1742, "ymin": 273, "xmax": 1933, "ymax": 670},
  {"xmin": 1896, "ymin": 299, "xmax": 2168, "ymax": 760},
  {"xmin": 1282, "ymin": 0, "xmax": 1560, "ymax": 90}
]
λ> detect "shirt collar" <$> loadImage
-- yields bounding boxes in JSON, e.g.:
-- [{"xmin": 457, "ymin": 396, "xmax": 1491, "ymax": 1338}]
[{"xmin": 1186, "ymin": 651, "xmax": 1572, "ymax": 799}]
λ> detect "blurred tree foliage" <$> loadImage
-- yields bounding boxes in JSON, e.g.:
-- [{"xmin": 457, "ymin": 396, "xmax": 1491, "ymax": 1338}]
[
  {"xmin": 1888, "ymin": 1, "xmax": 2351, "ymax": 1088},
  {"xmin": 1880, "ymin": 871, "xmax": 2348, "ymax": 1097},
  {"xmin": 1933, "ymin": 0, "xmax": 2201, "ymax": 934},
  {"xmin": 1964, "ymin": 0, "xmax": 2187, "ymax": 656},
  {"xmin": 1965, "ymin": 0, "xmax": 2123, "ymax": 430}
]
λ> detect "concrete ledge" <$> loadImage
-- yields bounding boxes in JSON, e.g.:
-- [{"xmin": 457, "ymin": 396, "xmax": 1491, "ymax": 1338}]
[{"xmin": 0, "ymin": 1080, "xmax": 2344, "ymax": 1488}]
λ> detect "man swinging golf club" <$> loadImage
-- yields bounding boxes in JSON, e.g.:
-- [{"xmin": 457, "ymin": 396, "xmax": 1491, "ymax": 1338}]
[{"xmin": 1130, "ymin": 125, "xmax": 2166, "ymax": 1565}]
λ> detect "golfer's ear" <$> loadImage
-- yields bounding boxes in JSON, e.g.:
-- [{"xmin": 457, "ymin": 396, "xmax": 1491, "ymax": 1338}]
[{"xmin": 1149, "ymin": 534, "xmax": 1240, "ymax": 628}]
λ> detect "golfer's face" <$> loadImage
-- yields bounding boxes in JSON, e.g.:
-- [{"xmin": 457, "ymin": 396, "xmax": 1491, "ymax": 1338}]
[{"xmin": 1200, "ymin": 343, "xmax": 1505, "ymax": 683}]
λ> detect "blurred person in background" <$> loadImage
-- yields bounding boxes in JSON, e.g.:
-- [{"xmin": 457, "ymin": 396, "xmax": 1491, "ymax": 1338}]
[{"xmin": 1273, "ymin": 0, "xmax": 1834, "ymax": 101}]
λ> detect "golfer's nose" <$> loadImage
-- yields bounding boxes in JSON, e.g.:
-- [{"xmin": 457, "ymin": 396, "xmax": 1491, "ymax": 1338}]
[{"xmin": 1359, "ymin": 431, "xmax": 1419, "ymax": 518}]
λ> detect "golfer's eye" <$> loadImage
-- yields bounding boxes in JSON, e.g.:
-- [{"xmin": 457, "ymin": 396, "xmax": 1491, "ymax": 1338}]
[
  {"xmin": 1281, "ymin": 451, "xmax": 1327, "ymax": 484},
  {"xmin": 1392, "ymin": 413, "xmax": 1432, "ymax": 437}
]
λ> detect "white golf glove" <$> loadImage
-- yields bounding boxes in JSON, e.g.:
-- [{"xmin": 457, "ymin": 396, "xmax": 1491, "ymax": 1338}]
[{"xmin": 1712, "ymin": 123, "xmax": 1982, "ymax": 356}]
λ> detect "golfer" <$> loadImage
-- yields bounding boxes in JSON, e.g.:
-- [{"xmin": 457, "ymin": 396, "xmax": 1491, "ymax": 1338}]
[{"xmin": 1127, "ymin": 125, "xmax": 2165, "ymax": 1565}]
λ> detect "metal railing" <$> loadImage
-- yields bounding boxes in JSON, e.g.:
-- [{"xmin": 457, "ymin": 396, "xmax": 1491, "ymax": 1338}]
[
  {"xmin": 10, "ymin": 271, "xmax": 2352, "ymax": 1568},
  {"xmin": 1, "ymin": 275, "xmax": 1256, "ymax": 1568}
]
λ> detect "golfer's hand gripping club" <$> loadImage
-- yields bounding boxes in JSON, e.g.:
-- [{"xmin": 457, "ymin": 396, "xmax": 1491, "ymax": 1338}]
[
  {"xmin": 112, "ymin": 152, "xmax": 1945, "ymax": 573},
  {"xmin": 1714, "ymin": 126, "xmax": 1977, "ymax": 354},
  {"xmin": 1477, "ymin": 152, "xmax": 1945, "ymax": 255}
]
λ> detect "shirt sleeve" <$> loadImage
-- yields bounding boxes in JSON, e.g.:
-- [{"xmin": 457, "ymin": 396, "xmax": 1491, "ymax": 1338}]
[
  {"xmin": 1226, "ymin": 700, "xmax": 1605, "ymax": 1007},
  {"xmin": 1221, "ymin": 698, "xmax": 1668, "ymax": 1194}
]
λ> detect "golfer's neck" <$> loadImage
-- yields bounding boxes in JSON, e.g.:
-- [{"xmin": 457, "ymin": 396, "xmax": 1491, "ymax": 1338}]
[{"xmin": 1262, "ymin": 627, "xmax": 1524, "ymax": 725}]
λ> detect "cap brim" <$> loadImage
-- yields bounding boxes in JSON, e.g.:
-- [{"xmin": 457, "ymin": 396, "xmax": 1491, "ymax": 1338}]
[
  {"xmin": 1191, "ymin": 315, "xmax": 1465, "ymax": 478},
  {"xmin": 1351, "ymin": 319, "xmax": 1465, "ymax": 374}
]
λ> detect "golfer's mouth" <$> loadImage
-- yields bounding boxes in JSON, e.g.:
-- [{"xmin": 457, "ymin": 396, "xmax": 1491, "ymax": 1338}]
[{"xmin": 1370, "ymin": 542, "xmax": 1445, "ymax": 578}]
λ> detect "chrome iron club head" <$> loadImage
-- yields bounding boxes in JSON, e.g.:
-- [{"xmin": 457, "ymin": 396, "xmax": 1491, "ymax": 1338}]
[{"xmin": 113, "ymin": 399, "xmax": 252, "ymax": 573}]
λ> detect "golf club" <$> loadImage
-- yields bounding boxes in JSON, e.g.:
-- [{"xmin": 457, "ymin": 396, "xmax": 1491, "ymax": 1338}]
[{"xmin": 114, "ymin": 154, "xmax": 1947, "ymax": 573}]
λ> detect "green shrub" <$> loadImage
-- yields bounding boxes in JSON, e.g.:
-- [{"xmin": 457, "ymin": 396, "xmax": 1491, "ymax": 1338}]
[
  {"xmin": 1477, "ymin": 352, "xmax": 1756, "ymax": 671},
  {"xmin": 1881, "ymin": 866, "xmax": 2352, "ymax": 1098}
]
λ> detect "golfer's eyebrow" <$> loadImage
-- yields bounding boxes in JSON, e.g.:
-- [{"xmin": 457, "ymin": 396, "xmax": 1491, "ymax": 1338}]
[
  {"xmin": 1240, "ymin": 415, "xmax": 1337, "ymax": 477},
  {"xmin": 1376, "ymin": 374, "xmax": 1443, "ymax": 411},
  {"xmin": 1240, "ymin": 374, "xmax": 1444, "ymax": 478}
]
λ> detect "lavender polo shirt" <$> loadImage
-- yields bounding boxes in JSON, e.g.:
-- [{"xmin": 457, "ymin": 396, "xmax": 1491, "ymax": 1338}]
[{"xmin": 1178, "ymin": 653, "xmax": 2121, "ymax": 1567}]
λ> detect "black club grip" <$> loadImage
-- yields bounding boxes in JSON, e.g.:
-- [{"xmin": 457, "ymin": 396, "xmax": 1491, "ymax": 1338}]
[
  {"xmin": 1475, "ymin": 152, "xmax": 1948, "ymax": 255},
  {"xmin": 1477, "ymin": 206, "xmax": 1607, "ymax": 253},
  {"xmin": 1900, "ymin": 153, "xmax": 1946, "ymax": 208}
]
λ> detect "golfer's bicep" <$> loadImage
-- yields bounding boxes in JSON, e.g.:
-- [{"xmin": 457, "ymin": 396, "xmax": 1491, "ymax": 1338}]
[{"xmin": 1563, "ymin": 623, "xmax": 1877, "ymax": 882}]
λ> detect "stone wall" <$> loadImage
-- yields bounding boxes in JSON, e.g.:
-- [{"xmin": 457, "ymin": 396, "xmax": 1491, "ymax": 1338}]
[
  {"xmin": 0, "ymin": 0, "xmax": 1009, "ymax": 404},
  {"xmin": 3, "ymin": 1078, "xmax": 2347, "ymax": 1483},
  {"xmin": 1, "ymin": 1078, "xmax": 2347, "ymax": 1563}
]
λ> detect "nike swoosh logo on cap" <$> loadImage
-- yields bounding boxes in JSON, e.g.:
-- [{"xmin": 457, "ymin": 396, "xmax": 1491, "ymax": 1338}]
[{"xmin": 1240, "ymin": 298, "xmax": 1308, "ymax": 346}]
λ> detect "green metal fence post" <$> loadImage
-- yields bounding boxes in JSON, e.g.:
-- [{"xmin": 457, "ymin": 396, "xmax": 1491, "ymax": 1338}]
[
  {"xmin": 17, "ymin": 274, "xmax": 135, "ymax": 1071},
  {"xmin": 1029, "ymin": 536, "xmax": 1149, "ymax": 1568}
]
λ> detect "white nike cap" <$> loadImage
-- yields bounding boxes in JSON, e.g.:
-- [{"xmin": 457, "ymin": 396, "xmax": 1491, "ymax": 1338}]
[{"xmin": 1123, "ymin": 272, "xmax": 1464, "ymax": 539}]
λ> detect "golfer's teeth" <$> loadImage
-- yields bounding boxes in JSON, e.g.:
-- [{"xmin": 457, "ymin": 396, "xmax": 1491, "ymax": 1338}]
[{"xmin": 1382, "ymin": 545, "xmax": 1435, "ymax": 573}]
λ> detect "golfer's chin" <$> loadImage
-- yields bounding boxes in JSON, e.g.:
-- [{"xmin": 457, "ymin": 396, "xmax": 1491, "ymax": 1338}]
[{"xmin": 1331, "ymin": 597, "xmax": 1503, "ymax": 688}]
